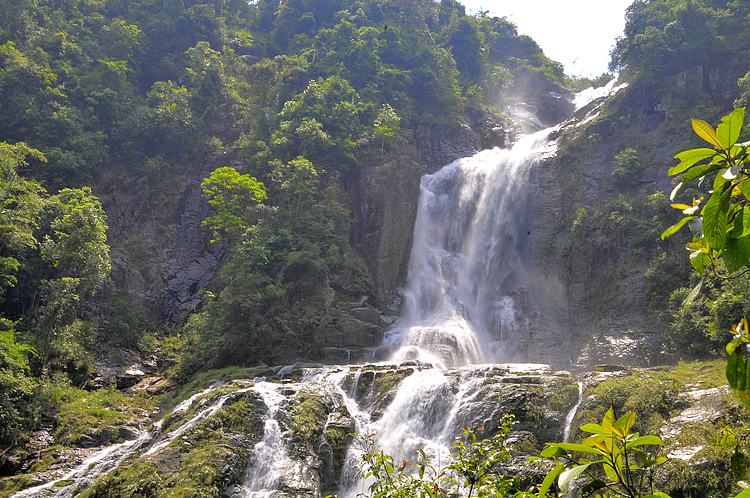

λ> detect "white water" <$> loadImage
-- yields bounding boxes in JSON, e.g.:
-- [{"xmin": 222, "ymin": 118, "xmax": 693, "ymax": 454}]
[
  {"xmin": 243, "ymin": 382, "xmax": 291, "ymax": 497},
  {"xmin": 144, "ymin": 386, "xmax": 252, "ymax": 457},
  {"xmin": 338, "ymin": 129, "xmax": 563, "ymax": 495},
  {"xmin": 339, "ymin": 84, "xmax": 625, "ymax": 495},
  {"xmin": 572, "ymin": 78, "xmax": 627, "ymax": 111},
  {"xmin": 563, "ymin": 381, "xmax": 584, "ymax": 443},
  {"xmin": 10, "ymin": 434, "xmax": 153, "ymax": 498},
  {"xmin": 11, "ymin": 84, "xmax": 626, "ymax": 498},
  {"xmin": 385, "ymin": 128, "xmax": 557, "ymax": 369}
]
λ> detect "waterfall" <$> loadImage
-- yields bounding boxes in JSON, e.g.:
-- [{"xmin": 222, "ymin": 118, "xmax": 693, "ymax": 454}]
[
  {"xmin": 385, "ymin": 128, "xmax": 558, "ymax": 368},
  {"xmin": 242, "ymin": 382, "xmax": 290, "ymax": 498},
  {"xmin": 563, "ymin": 381, "xmax": 584, "ymax": 443},
  {"xmin": 338, "ymin": 82, "xmax": 626, "ymax": 495}
]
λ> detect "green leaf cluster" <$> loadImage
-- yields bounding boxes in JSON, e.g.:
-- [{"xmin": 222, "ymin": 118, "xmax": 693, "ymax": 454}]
[
  {"xmin": 663, "ymin": 108, "xmax": 750, "ymax": 289},
  {"xmin": 540, "ymin": 407, "xmax": 669, "ymax": 498},
  {"xmin": 200, "ymin": 166, "xmax": 266, "ymax": 241},
  {"xmin": 348, "ymin": 414, "xmax": 535, "ymax": 498}
]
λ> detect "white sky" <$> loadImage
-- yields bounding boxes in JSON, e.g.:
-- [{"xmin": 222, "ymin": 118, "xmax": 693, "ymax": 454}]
[{"xmin": 461, "ymin": 0, "xmax": 634, "ymax": 77}]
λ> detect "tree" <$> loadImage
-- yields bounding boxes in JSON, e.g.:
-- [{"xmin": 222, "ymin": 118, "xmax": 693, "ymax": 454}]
[
  {"xmin": 201, "ymin": 166, "xmax": 267, "ymax": 241},
  {"xmin": 374, "ymin": 103, "xmax": 400, "ymax": 156},
  {"xmin": 42, "ymin": 187, "xmax": 111, "ymax": 296},
  {"xmin": 0, "ymin": 142, "xmax": 46, "ymax": 298}
]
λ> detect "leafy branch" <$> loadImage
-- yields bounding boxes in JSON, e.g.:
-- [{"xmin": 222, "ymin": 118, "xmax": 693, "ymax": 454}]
[{"xmin": 540, "ymin": 407, "xmax": 669, "ymax": 498}]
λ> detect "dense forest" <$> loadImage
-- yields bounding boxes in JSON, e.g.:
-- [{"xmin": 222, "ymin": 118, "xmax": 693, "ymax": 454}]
[{"xmin": 3, "ymin": 0, "xmax": 750, "ymax": 496}]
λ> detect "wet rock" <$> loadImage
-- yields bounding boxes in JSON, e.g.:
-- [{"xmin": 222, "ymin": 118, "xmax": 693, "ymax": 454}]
[
  {"xmin": 127, "ymin": 376, "xmax": 178, "ymax": 396},
  {"xmin": 348, "ymin": 307, "xmax": 380, "ymax": 325},
  {"xmin": 374, "ymin": 346, "xmax": 390, "ymax": 361},
  {"xmin": 356, "ymin": 155, "xmax": 422, "ymax": 306},
  {"xmin": 89, "ymin": 349, "xmax": 157, "ymax": 390},
  {"xmin": 660, "ymin": 386, "xmax": 730, "ymax": 441},
  {"xmin": 316, "ymin": 311, "xmax": 384, "ymax": 349},
  {"xmin": 143, "ymin": 446, "xmax": 185, "ymax": 475}
]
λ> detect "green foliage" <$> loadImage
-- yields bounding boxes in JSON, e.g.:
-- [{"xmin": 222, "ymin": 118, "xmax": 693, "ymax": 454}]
[
  {"xmin": 725, "ymin": 318, "xmax": 750, "ymax": 411},
  {"xmin": 610, "ymin": 0, "xmax": 746, "ymax": 89},
  {"xmin": 0, "ymin": 142, "xmax": 46, "ymax": 297},
  {"xmin": 201, "ymin": 166, "xmax": 266, "ymax": 241},
  {"xmin": 540, "ymin": 407, "xmax": 669, "ymax": 498},
  {"xmin": 0, "ymin": 319, "xmax": 37, "ymax": 446},
  {"xmin": 34, "ymin": 374, "xmax": 154, "ymax": 447},
  {"xmin": 612, "ymin": 148, "xmax": 643, "ymax": 190},
  {"xmin": 374, "ymin": 103, "xmax": 401, "ymax": 156},
  {"xmin": 42, "ymin": 187, "xmax": 111, "ymax": 295},
  {"xmin": 663, "ymin": 108, "xmax": 750, "ymax": 285},
  {"xmin": 108, "ymin": 292, "xmax": 149, "ymax": 349},
  {"xmin": 350, "ymin": 414, "xmax": 534, "ymax": 498}
]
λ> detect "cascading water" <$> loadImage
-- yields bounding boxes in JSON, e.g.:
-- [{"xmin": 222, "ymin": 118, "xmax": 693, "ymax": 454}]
[
  {"xmin": 242, "ymin": 383, "xmax": 290, "ymax": 498},
  {"xmin": 385, "ymin": 128, "xmax": 558, "ymax": 369},
  {"xmin": 337, "ymin": 83, "xmax": 627, "ymax": 495},
  {"xmin": 563, "ymin": 381, "xmax": 585, "ymax": 443}
]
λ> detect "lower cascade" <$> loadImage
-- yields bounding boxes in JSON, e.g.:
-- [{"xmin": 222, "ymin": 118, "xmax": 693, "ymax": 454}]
[{"xmin": 10, "ymin": 88, "xmax": 623, "ymax": 498}]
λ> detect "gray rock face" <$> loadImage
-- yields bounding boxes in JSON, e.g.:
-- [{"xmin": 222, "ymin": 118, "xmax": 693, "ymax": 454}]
[
  {"xmin": 104, "ymin": 155, "xmax": 240, "ymax": 329},
  {"xmin": 355, "ymin": 156, "xmax": 421, "ymax": 305},
  {"xmin": 89, "ymin": 349, "xmax": 158, "ymax": 390},
  {"xmin": 314, "ymin": 309, "xmax": 385, "ymax": 364}
]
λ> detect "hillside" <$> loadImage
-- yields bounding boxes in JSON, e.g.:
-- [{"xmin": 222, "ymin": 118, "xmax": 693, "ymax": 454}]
[{"xmin": 3, "ymin": 0, "xmax": 750, "ymax": 496}]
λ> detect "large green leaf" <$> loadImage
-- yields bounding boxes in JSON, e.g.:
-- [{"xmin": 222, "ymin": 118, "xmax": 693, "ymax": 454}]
[
  {"xmin": 670, "ymin": 148, "xmax": 717, "ymax": 175},
  {"xmin": 661, "ymin": 216, "xmax": 696, "ymax": 240},
  {"xmin": 540, "ymin": 445, "xmax": 569, "ymax": 458},
  {"xmin": 724, "ymin": 235, "xmax": 750, "ymax": 273},
  {"xmin": 558, "ymin": 463, "xmax": 594, "ymax": 490},
  {"xmin": 546, "ymin": 442, "xmax": 604, "ymax": 456},
  {"xmin": 692, "ymin": 119, "xmax": 723, "ymax": 148},
  {"xmin": 682, "ymin": 161, "xmax": 725, "ymax": 184},
  {"xmin": 644, "ymin": 493, "xmax": 673, "ymax": 498},
  {"xmin": 717, "ymin": 108, "xmax": 745, "ymax": 149},
  {"xmin": 701, "ymin": 185, "xmax": 731, "ymax": 250},
  {"xmin": 539, "ymin": 462, "xmax": 565, "ymax": 498},
  {"xmin": 625, "ymin": 435, "xmax": 663, "ymax": 449},
  {"xmin": 579, "ymin": 423, "xmax": 603, "ymax": 434},
  {"xmin": 603, "ymin": 459, "xmax": 621, "ymax": 483},
  {"xmin": 739, "ymin": 178, "xmax": 750, "ymax": 200},
  {"xmin": 727, "ymin": 348, "xmax": 746, "ymax": 392},
  {"xmin": 689, "ymin": 249, "xmax": 710, "ymax": 274},
  {"xmin": 614, "ymin": 411, "xmax": 635, "ymax": 437}
]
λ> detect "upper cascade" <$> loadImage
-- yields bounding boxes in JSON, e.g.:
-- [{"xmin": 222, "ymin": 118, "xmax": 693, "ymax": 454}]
[{"xmin": 384, "ymin": 80, "xmax": 626, "ymax": 369}]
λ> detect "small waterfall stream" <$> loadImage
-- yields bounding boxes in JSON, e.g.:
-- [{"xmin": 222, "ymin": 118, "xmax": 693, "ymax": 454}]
[
  {"xmin": 563, "ymin": 381, "xmax": 585, "ymax": 443},
  {"xmin": 243, "ymin": 383, "xmax": 290, "ymax": 497}
]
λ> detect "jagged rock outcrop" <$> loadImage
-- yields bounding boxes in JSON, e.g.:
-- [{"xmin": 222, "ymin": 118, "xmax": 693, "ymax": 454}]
[{"xmin": 102, "ymin": 154, "xmax": 240, "ymax": 330}]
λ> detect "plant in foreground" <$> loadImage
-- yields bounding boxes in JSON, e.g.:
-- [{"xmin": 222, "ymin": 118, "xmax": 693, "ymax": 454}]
[
  {"xmin": 341, "ymin": 414, "xmax": 534, "ymax": 498},
  {"xmin": 539, "ymin": 407, "xmax": 669, "ymax": 498}
]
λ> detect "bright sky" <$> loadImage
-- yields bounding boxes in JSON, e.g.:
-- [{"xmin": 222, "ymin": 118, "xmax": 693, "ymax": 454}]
[{"xmin": 461, "ymin": 0, "xmax": 634, "ymax": 78}]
